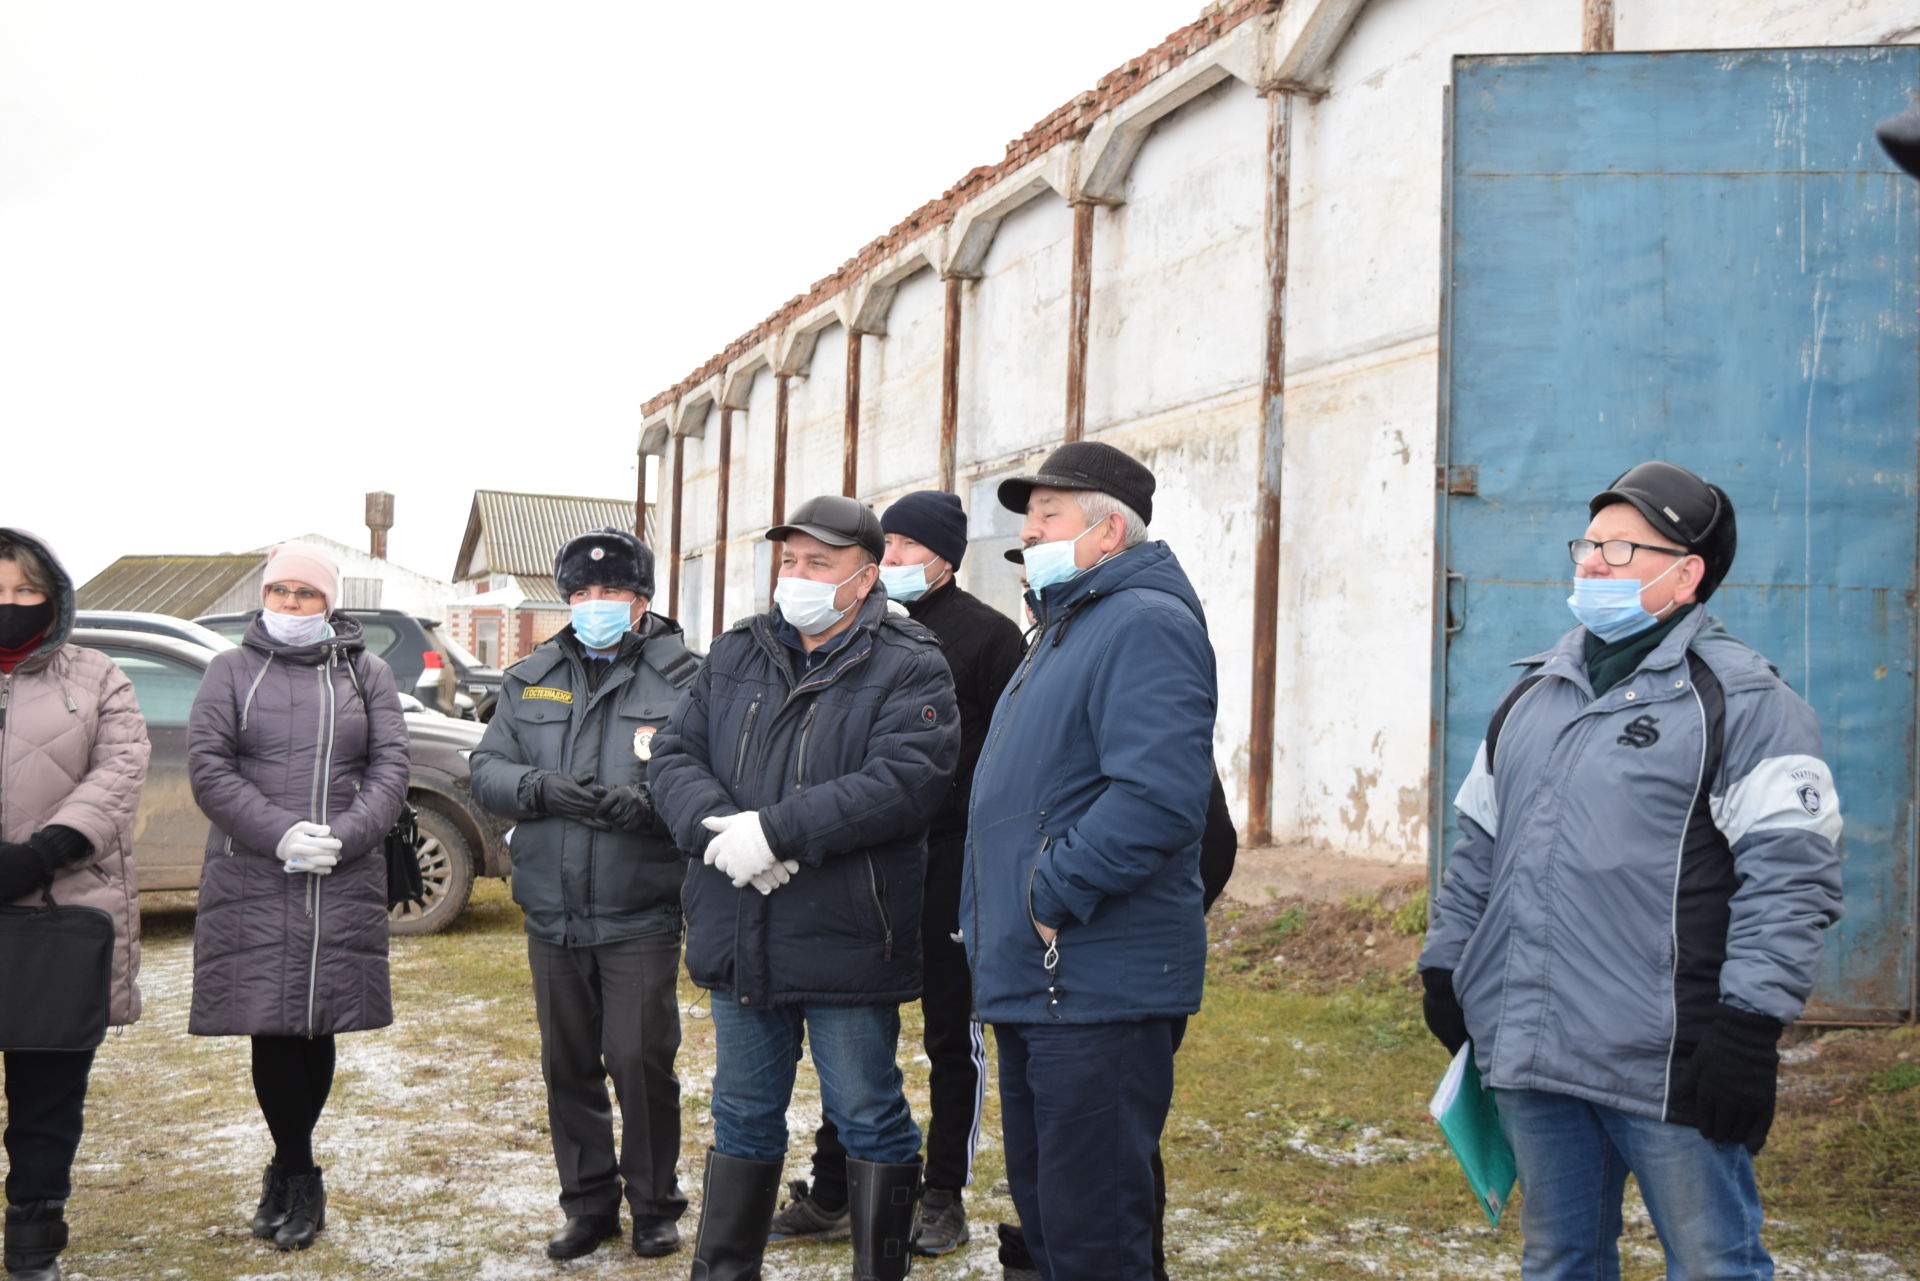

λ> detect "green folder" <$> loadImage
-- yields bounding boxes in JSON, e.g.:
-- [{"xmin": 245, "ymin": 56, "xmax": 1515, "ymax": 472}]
[{"xmin": 1428, "ymin": 1044, "xmax": 1517, "ymax": 1226}]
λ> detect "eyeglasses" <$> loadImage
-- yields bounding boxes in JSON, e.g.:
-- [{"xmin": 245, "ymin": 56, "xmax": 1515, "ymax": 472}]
[
  {"xmin": 1568, "ymin": 538, "xmax": 1689, "ymax": 567},
  {"xmin": 265, "ymin": 585, "xmax": 324, "ymax": 603}
]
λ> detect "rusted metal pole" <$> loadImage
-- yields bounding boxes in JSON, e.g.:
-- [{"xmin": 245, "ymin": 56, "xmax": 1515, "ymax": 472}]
[
  {"xmin": 940, "ymin": 278, "xmax": 962, "ymax": 492},
  {"xmin": 1247, "ymin": 88, "xmax": 1292, "ymax": 850},
  {"xmin": 1582, "ymin": 0, "xmax": 1614, "ymax": 51},
  {"xmin": 1065, "ymin": 200, "xmax": 1094, "ymax": 442},
  {"xmin": 668, "ymin": 431, "xmax": 685, "ymax": 620},
  {"xmin": 770, "ymin": 374, "xmax": 790, "ymax": 603},
  {"xmin": 843, "ymin": 330, "xmax": 863, "ymax": 497},
  {"xmin": 712, "ymin": 406, "xmax": 732, "ymax": 639}
]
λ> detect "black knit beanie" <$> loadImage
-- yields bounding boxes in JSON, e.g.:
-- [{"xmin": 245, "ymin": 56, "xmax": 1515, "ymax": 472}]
[{"xmin": 881, "ymin": 491, "xmax": 969, "ymax": 568}]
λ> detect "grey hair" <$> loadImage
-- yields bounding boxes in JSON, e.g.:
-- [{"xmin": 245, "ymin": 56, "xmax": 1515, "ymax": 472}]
[
  {"xmin": 0, "ymin": 536, "xmax": 55, "ymax": 596},
  {"xmin": 1072, "ymin": 491, "xmax": 1150, "ymax": 549}
]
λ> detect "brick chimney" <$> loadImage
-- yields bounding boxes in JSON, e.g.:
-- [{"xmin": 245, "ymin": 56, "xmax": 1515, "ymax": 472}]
[{"xmin": 366, "ymin": 491, "xmax": 394, "ymax": 560}]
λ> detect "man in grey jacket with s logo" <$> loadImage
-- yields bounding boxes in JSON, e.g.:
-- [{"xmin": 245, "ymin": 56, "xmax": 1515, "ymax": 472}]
[{"xmin": 1421, "ymin": 461, "xmax": 1843, "ymax": 1280}]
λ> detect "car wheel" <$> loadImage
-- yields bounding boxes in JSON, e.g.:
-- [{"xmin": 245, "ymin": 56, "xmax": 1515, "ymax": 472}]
[
  {"xmin": 474, "ymin": 695, "xmax": 498, "ymax": 723},
  {"xmin": 387, "ymin": 801, "xmax": 476, "ymax": 936}
]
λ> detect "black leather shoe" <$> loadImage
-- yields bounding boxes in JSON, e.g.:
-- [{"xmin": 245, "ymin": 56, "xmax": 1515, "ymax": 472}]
[
  {"xmin": 631, "ymin": 1214, "xmax": 681, "ymax": 1258},
  {"xmin": 251, "ymin": 1162, "xmax": 291, "ymax": 1240},
  {"xmin": 546, "ymin": 1213, "xmax": 619, "ymax": 1261}
]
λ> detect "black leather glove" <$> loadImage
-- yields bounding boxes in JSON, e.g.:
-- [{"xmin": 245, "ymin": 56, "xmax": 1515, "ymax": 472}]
[
  {"xmin": 537, "ymin": 772, "xmax": 606, "ymax": 822},
  {"xmin": 1421, "ymin": 967, "xmax": 1470, "ymax": 1055},
  {"xmin": 594, "ymin": 785, "xmax": 653, "ymax": 833},
  {"xmin": 1687, "ymin": 1003, "xmax": 1782, "ymax": 1153},
  {"xmin": 0, "ymin": 840, "xmax": 54, "ymax": 903},
  {"xmin": 29, "ymin": 825, "xmax": 90, "ymax": 869}
]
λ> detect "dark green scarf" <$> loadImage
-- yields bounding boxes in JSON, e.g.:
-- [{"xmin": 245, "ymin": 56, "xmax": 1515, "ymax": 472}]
[{"xmin": 1584, "ymin": 603, "xmax": 1698, "ymax": 697}]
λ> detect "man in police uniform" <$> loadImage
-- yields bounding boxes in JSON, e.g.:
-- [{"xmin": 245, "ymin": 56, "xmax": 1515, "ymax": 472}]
[{"xmin": 470, "ymin": 526, "xmax": 700, "ymax": 1262}]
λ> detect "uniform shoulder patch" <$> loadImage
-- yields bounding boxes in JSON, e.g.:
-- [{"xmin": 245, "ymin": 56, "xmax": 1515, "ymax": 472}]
[
  {"xmin": 920, "ymin": 704, "xmax": 938, "ymax": 726},
  {"xmin": 522, "ymin": 686, "xmax": 573, "ymax": 704}
]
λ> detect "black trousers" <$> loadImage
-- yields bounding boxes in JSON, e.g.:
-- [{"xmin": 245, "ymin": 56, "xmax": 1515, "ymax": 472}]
[
  {"xmin": 3, "ymin": 1050, "xmax": 93, "ymax": 1206},
  {"xmin": 528, "ymin": 932, "xmax": 687, "ymax": 1220},
  {"xmin": 810, "ymin": 835, "xmax": 984, "ymax": 1200},
  {"xmin": 251, "ymin": 1035, "xmax": 335, "ymax": 1172}
]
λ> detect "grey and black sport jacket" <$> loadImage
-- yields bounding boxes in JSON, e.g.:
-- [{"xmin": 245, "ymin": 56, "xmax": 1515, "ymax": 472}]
[{"xmin": 1421, "ymin": 609, "xmax": 1843, "ymax": 1126}]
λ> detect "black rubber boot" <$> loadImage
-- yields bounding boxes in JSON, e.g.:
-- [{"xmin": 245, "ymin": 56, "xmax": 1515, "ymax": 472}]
[
  {"xmin": 273, "ymin": 1167, "xmax": 326, "ymax": 1251},
  {"xmin": 251, "ymin": 1162, "xmax": 291, "ymax": 1240},
  {"xmin": 689, "ymin": 1149, "xmax": 782, "ymax": 1281},
  {"xmin": 847, "ymin": 1157, "xmax": 921, "ymax": 1281},
  {"xmin": 4, "ymin": 1201, "xmax": 67, "ymax": 1281}
]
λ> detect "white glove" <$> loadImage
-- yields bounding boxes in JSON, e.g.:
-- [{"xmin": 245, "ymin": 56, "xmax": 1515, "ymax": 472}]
[
  {"xmin": 276, "ymin": 821, "xmax": 342, "ymax": 875},
  {"xmin": 701, "ymin": 813, "xmax": 780, "ymax": 892},
  {"xmin": 747, "ymin": 859, "xmax": 803, "ymax": 896}
]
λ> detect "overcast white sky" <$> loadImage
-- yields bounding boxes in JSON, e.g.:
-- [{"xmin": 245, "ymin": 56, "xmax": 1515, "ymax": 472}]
[{"xmin": 0, "ymin": 1, "xmax": 1200, "ymax": 588}]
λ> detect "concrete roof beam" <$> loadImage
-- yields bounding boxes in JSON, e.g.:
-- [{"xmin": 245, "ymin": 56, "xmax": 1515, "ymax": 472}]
[
  {"xmin": 675, "ymin": 383, "xmax": 719, "ymax": 437},
  {"xmin": 771, "ymin": 303, "xmax": 846, "ymax": 377},
  {"xmin": 850, "ymin": 231, "xmax": 947, "ymax": 334},
  {"xmin": 1265, "ymin": 0, "xmax": 1369, "ymax": 93},
  {"xmin": 944, "ymin": 146, "xmax": 1079, "ymax": 278},
  {"xmin": 638, "ymin": 414, "xmax": 671, "ymax": 456},
  {"xmin": 720, "ymin": 346, "xmax": 770, "ymax": 410},
  {"xmin": 1078, "ymin": 21, "xmax": 1266, "ymax": 203}
]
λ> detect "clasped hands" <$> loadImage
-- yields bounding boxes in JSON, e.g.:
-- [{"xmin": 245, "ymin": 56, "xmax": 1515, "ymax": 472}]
[{"xmin": 701, "ymin": 812, "xmax": 799, "ymax": 895}]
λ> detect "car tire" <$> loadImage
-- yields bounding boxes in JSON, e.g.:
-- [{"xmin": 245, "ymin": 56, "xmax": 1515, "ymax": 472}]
[
  {"xmin": 387, "ymin": 801, "xmax": 476, "ymax": 936},
  {"xmin": 474, "ymin": 695, "xmax": 498, "ymax": 724}
]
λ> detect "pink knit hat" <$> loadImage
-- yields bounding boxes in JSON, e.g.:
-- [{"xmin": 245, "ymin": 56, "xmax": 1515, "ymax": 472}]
[{"xmin": 262, "ymin": 542, "xmax": 342, "ymax": 609}]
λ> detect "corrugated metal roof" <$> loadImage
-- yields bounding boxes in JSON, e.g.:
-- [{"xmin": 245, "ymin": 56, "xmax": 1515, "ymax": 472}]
[
  {"xmin": 453, "ymin": 490, "xmax": 644, "ymax": 581},
  {"xmin": 75, "ymin": 555, "xmax": 263, "ymax": 616},
  {"xmin": 514, "ymin": 574, "xmax": 565, "ymax": 605}
]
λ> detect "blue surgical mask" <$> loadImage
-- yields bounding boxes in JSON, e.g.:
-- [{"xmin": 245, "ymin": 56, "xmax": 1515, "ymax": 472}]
[
  {"xmin": 1023, "ymin": 518, "xmax": 1110, "ymax": 595},
  {"xmin": 1566, "ymin": 556, "xmax": 1684, "ymax": 643},
  {"xmin": 775, "ymin": 566, "xmax": 868, "ymax": 636},
  {"xmin": 879, "ymin": 562, "xmax": 945, "ymax": 603},
  {"xmin": 571, "ymin": 599, "xmax": 633, "ymax": 650}
]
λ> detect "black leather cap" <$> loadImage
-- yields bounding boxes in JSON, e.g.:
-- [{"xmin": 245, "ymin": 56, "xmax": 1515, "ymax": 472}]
[
  {"xmin": 1590, "ymin": 460, "xmax": 1738, "ymax": 600},
  {"xmin": 766, "ymin": 494, "xmax": 884, "ymax": 562},
  {"xmin": 998, "ymin": 441, "xmax": 1155, "ymax": 526}
]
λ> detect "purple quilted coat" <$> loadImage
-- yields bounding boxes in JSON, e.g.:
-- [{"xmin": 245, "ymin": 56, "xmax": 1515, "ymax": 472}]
[{"xmin": 186, "ymin": 612, "xmax": 408, "ymax": 1037}]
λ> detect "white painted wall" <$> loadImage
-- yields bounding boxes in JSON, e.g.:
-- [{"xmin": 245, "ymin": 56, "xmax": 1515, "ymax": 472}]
[{"xmin": 648, "ymin": 0, "xmax": 1918, "ymax": 862}]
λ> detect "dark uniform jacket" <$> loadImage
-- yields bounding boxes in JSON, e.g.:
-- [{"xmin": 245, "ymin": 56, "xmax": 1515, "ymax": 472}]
[
  {"xmin": 648, "ymin": 591, "xmax": 959, "ymax": 1008},
  {"xmin": 470, "ymin": 613, "xmax": 699, "ymax": 949}
]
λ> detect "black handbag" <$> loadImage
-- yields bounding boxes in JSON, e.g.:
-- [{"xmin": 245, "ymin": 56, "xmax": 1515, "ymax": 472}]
[
  {"xmin": 384, "ymin": 803, "xmax": 426, "ymax": 912},
  {"xmin": 0, "ymin": 887, "xmax": 114, "ymax": 1051}
]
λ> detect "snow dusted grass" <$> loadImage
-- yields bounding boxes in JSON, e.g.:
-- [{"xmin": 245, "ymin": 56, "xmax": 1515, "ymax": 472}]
[{"xmin": 52, "ymin": 884, "xmax": 1920, "ymax": 1279}]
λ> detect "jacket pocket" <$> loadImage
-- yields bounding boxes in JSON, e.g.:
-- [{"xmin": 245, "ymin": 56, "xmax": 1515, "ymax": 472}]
[{"xmin": 860, "ymin": 854, "xmax": 895, "ymax": 961}]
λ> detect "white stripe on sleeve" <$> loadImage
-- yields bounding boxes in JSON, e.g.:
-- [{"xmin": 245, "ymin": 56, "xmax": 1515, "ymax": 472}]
[
  {"xmin": 1453, "ymin": 741, "xmax": 1499, "ymax": 839},
  {"xmin": 1709, "ymin": 753, "xmax": 1842, "ymax": 848}
]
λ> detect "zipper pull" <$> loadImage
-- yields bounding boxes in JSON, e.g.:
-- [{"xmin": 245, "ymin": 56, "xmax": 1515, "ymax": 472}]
[
  {"xmin": 64, "ymin": 692, "xmax": 78, "ymax": 715},
  {"xmin": 0, "ymin": 674, "xmax": 9, "ymax": 730}
]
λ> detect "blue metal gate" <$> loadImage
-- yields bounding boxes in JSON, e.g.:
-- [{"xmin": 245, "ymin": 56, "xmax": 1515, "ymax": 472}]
[{"xmin": 1434, "ymin": 47, "xmax": 1920, "ymax": 1022}]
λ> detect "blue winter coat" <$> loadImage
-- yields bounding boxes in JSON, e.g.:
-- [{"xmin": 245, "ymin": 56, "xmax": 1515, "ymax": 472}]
[
  {"xmin": 963, "ymin": 541, "xmax": 1217, "ymax": 1025},
  {"xmin": 648, "ymin": 591, "xmax": 959, "ymax": 1007}
]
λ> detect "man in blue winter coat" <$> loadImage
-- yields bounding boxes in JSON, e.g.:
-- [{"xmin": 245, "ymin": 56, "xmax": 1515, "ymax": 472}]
[
  {"xmin": 965, "ymin": 441, "xmax": 1218, "ymax": 1281},
  {"xmin": 648, "ymin": 494, "xmax": 960, "ymax": 1281},
  {"xmin": 1421, "ymin": 461, "xmax": 1844, "ymax": 1280}
]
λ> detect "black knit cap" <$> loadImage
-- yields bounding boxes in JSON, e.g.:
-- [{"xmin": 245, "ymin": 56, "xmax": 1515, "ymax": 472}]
[
  {"xmin": 766, "ymin": 494, "xmax": 885, "ymax": 562},
  {"xmin": 998, "ymin": 441, "xmax": 1155, "ymax": 526},
  {"xmin": 554, "ymin": 526, "xmax": 655, "ymax": 599},
  {"xmin": 1589, "ymin": 461, "xmax": 1738, "ymax": 601},
  {"xmin": 882, "ymin": 490, "xmax": 969, "ymax": 567}
]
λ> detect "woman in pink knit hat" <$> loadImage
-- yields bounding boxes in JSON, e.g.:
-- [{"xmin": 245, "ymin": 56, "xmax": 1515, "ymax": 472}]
[{"xmin": 185, "ymin": 542, "xmax": 410, "ymax": 1252}]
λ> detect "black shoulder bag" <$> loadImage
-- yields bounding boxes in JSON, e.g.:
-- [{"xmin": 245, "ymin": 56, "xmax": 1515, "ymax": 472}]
[
  {"xmin": 0, "ymin": 884, "xmax": 114, "ymax": 1050},
  {"xmin": 344, "ymin": 658, "xmax": 426, "ymax": 912}
]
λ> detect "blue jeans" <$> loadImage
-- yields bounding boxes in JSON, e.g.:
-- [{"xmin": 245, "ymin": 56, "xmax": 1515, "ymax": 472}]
[
  {"xmin": 706, "ymin": 1000, "xmax": 921, "ymax": 1165},
  {"xmin": 1495, "ymin": 1088, "xmax": 1772, "ymax": 1281},
  {"xmin": 996, "ymin": 1019, "xmax": 1182, "ymax": 1281}
]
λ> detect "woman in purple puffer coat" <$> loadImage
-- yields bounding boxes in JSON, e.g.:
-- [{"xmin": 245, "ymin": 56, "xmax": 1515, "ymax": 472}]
[{"xmin": 186, "ymin": 542, "xmax": 408, "ymax": 1253}]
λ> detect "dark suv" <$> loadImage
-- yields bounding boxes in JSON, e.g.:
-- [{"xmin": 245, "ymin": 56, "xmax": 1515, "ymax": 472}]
[{"xmin": 196, "ymin": 608, "xmax": 503, "ymax": 721}]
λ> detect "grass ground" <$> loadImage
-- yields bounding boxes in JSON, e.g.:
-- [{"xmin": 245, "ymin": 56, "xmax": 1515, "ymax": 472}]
[{"xmin": 53, "ymin": 881, "xmax": 1920, "ymax": 1279}]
